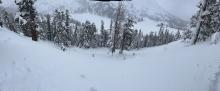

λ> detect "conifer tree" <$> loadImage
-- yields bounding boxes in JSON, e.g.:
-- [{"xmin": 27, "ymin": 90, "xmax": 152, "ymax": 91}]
[
  {"xmin": 192, "ymin": 0, "xmax": 216, "ymax": 44},
  {"xmin": 72, "ymin": 24, "xmax": 79, "ymax": 46},
  {"xmin": 175, "ymin": 30, "xmax": 181, "ymax": 40},
  {"xmin": 100, "ymin": 20, "xmax": 109, "ymax": 47},
  {"xmin": 112, "ymin": 2, "xmax": 125, "ymax": 54},
  {"xmin": 46, "ymin": 14, "xmax": 52, "ymax": 41},
  {"xmin": 120, "ymin": 17, "xmax": 135, "ymax": 54},
  {"xmin": 15, "ymin": 0, "xmax": 38, "ymax": 41},
  {"xmin": 137, "ymin": 30, "xmax": 144, "ymax": 49}
]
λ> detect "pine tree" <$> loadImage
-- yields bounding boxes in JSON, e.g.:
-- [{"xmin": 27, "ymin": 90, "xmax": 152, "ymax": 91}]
[
  {"xmin": 72, "ymin": 24, "xmax": 79, "ymax": 46},
  {"xmin": 175, "ymin": 30, "xmax": 181, "ymax": 40},
  {"xmin": 50, "ymin": 9, "xmax": 72, "ymax": 48},
  {"xmin": 79, "ymin": 21, "xmax": 97, "ymax": 48},
  {"xmin": 1, "ymin": 10, "xmax": 17, "ymax": 32},
  {"xmin": 148, "ymin": 32, "xmax": 156, "ymax": 47},
  {"xmin": 0, "ymin": 0, "xmax": 2, "ymax": 4},
  {"xmin": 144, "ymin": 34, "xmax": 149, "ymax": 47},
  {"xmin": 100, "ymin": 20, "xmax": 109, "ymax": 47},
  {"xmin": 120, "ymin": 17, "xmax": 135, "ymax": 54},
  {"xmin": 157, "ymin": 23, "xmax": 166, "ymax": 45},
  {"xmin": 2, "ymin": 10, "xmax": 10, "ymax": 28},
  {"xmin": 107, "ymin": 19, "xmax": 114, "ymax": 48},
  {"xmin": 112, "ymin": 2, "xmax": 125, "ymax": 54},
  {"xmin": 130, "ymin": 29, "xmax": 138, "ymax": 49},
  {"xmin": 137, "ymin": 30, "xmax": 144, "ymax": 49},
  {"xmin": 64, "ymin": 10, "xmax": 72, "ymax": 47},
  {"xmin": 46, "ymin": 14, "xmax": 52, "ymax": 41},
  {"xmin": 192, "ymin": 0, "xmax": 216, "ymax": 44},
  {"xmin": 15, "ymin": 0, "xmax": 38, "ymax": 41},
  {"xmin": 89, "ymin": 23, "xmax": 98, "ymax": 48},
  {"xmin": 53, "ymin": 10, "xmax": 67, "ymax": 48},
  {"xmin": 210, "ymin": 0, "xmax": 220, "ymax": 33},
  {"xmin": 78, "ymin": 23, "xmax": 85, "ymax": 48}
]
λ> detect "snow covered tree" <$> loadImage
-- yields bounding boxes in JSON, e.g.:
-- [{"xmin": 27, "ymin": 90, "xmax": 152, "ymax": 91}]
[
  {"xmin": 130, "ymin": 29, "xmax": 138, "ymax": 49},
  {"xmin": 144, "ymin": 33, "xmax": 149, "ymax": 47},
  {"xmin": 111, "ymin": 2, "xmax": 125, "ymax": 54},
  {"xmin": 210, "ymin": 0, "xmax": 220, "ymax": 33},
  {"xmin": 100, "ymin": 20, "xmax": 109, "ymax": 47},
  {"xmin": 50, "ymin": 9, "xmax": 73, "ymax": 48},
  {"xmin": 1, "ymin": 9, "xmax": 17, "ymax": 32},
  {"xmin": 78, "ymin": 21, "xmax": 97, "ymax": 48},
  {"xmin": 175, "ymin": 30, "xmax": 181, "ymax": 40},
  {"xmin": 148, "ymin": 32, "xmax": 157, "ymax": 47},
  {"xmin": 72, "ymin": 23, "xmax": 79, "ymax": 46},
  {"xmin": 130, "ymin": 29, "xmax": 143, "ymax": 49},
  {"xmin": 53, "ymin": 10, "xmax": 63, "ymax": 46},
  {"xmin": 2, "ymin": 10, "xmax": 10, "ymax": 29},
  {"xmin": 157, "ymin": 23, "xmax": 165, "ymax": 45},
  {"xmin": 107, "ymin": 19, "xmax": 114, "ymax": 48},
  {"xmin": 119, "ymin": 17, "xmax": 135, "ymax": 54},
  {"xmin": 46, "ymin": 14, "xmax": 52, "ymax": 41},
  {"xmin": 183, "ymin": 29, "xmax": 193, "ymax": 40},
  {"xmin": 192, "ymin": 0, "xmax": 217, "ymax": 44},
  {"xmin": 136, "ymin": 30, "xmax": 144, "ymax": 49},
  {"xmin": 0, "ymin": 0, "xmax": 2, "ymax": 4},
  {"xmin": 89, "ymin": 23, "xmax": 98, "ymax": 48},
  {"xmin": 15, "ymin": 0, "xmax": 38, "ymax": 41},
  {"xmin": 64, "ymin": 10, "xmax": 73, "ymax": 47}
]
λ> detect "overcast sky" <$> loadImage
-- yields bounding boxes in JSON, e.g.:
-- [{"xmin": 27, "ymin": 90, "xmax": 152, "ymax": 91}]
[{"xmin": 156, "ymin": 0, "xmax": 198, "ymax": 20}]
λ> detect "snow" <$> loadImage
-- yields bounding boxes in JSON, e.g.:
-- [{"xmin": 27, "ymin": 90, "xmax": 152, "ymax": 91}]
[{"xmin": 0, "ymin": 28, "xmax": 220, "ymax": 91}]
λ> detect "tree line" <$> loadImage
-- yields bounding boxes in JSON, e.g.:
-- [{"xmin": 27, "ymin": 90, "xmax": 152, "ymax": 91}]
[{"xmin": 0, "ymin": 0, "xmax": 181, "ymax": 54}]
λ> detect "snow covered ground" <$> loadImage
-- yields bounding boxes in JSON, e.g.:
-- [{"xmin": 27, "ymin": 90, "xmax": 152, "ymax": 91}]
[{"xmin": 0, "ymin": 28, "xmax": 220, "ymax": 91}]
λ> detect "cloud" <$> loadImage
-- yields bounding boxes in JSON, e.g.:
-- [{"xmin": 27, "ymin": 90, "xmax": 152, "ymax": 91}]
[{"xmin": 156, "ymin": 0, "xmax": 198, "ymax": 20}]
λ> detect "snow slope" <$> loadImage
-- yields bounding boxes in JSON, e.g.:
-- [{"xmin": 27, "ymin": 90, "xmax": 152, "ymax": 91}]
[{"xmin": 0, "ymin": 28, "xmax": 220, "ymax": 91}]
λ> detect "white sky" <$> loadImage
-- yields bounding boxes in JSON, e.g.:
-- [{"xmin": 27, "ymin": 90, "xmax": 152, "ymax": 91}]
[{"xmin": 156, "ymin": 0, "xmax": 198, "ymax": 20}]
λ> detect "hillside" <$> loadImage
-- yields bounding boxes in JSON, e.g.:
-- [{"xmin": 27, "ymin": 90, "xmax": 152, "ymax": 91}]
[
  {"xmin": 0, "ymin": 28, "xmax": 220, "ymax": 91},
  {"xmin": 1, "ymin": 0, "xmax": 186, "ymax": 33}
]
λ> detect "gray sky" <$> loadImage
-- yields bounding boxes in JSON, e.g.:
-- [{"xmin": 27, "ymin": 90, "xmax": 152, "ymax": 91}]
[{"xmin": 156, "ymin": 0, "xmax": 198, "ymax": 20}]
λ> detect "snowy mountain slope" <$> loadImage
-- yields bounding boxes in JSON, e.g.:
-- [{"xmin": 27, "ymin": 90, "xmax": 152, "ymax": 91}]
[
  {"xmin": 1, "ymin": 28, "xmax": 220, "ymax": 91},
  {"xmin": 73, "ymin": 13, "xmax": 178, "ymax": 34},
  {"xmin": 73, "ymin": 0, "xmax": 188, "ymax": 30},
  {"xmin": 1, "ymin": 0, "xmax": 186, "ymax": 33}
]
